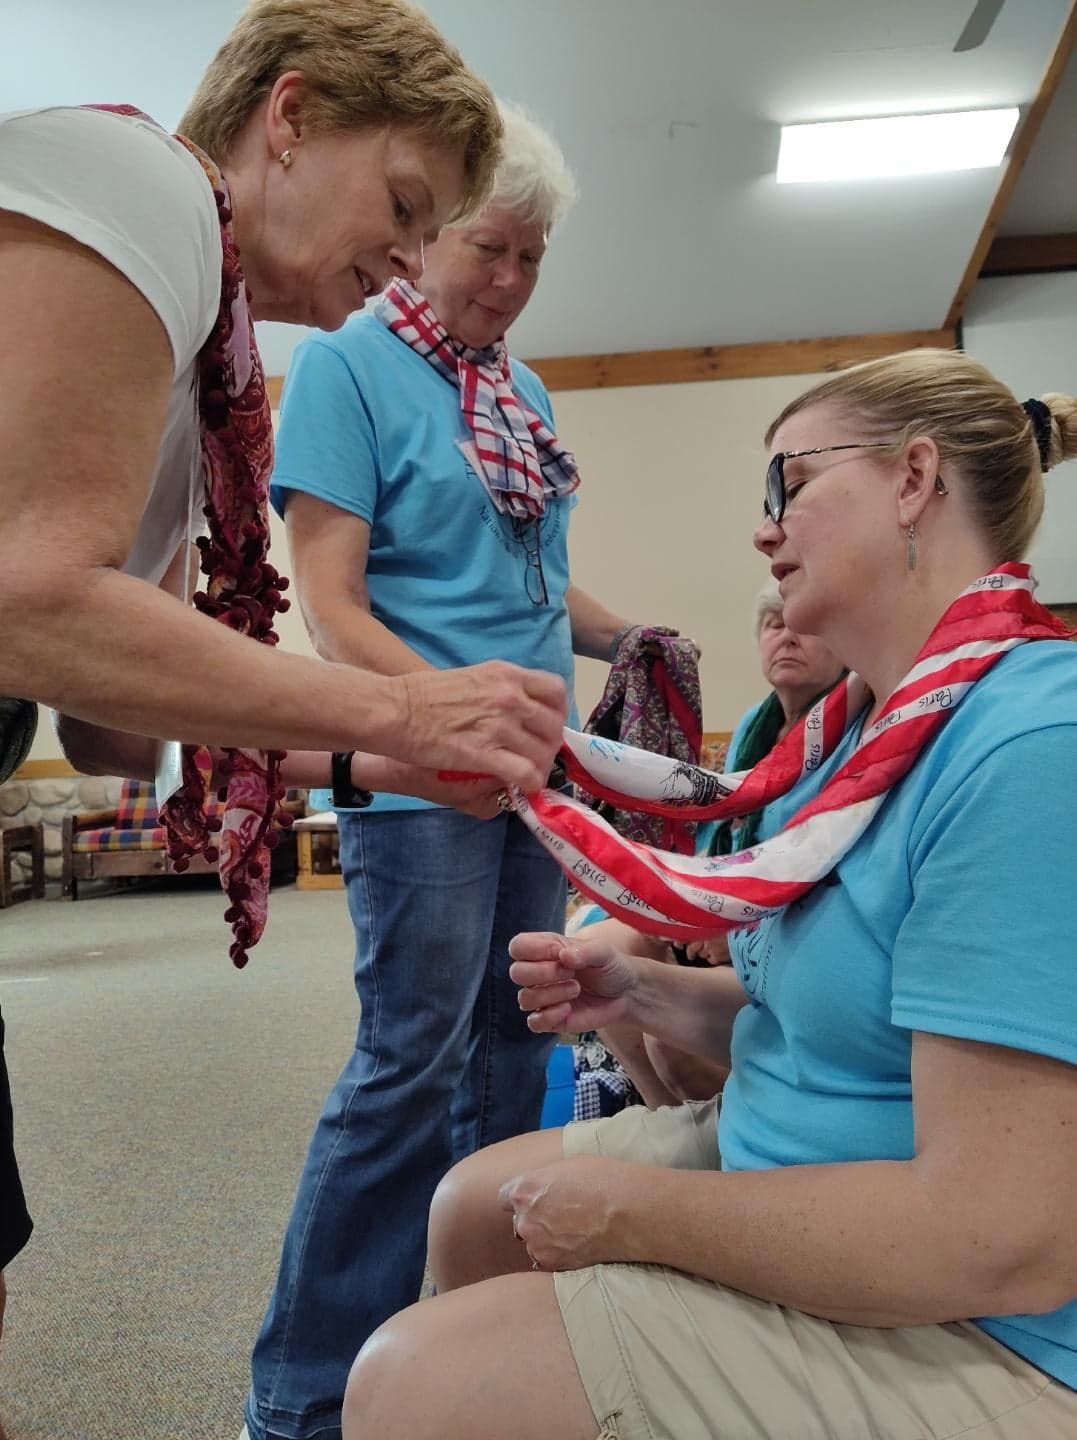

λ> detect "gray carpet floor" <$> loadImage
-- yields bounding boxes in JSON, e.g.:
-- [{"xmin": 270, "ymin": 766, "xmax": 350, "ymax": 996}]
[{"xmin": 0, "ymin": 881, "xmax": 359, "ymax": 1440}]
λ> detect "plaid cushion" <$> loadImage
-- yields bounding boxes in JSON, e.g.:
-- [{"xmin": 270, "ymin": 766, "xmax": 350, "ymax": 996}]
[
  {"xmin": 78, "ymin": 779, "xmax": 225, "ymax": 851},
  {"xmin": 75, "ymin": 825, "xmax": 167, "ymax": 853},
  {"xmin": 113, "ymin": 779, "xmax": 160, "ymax": 830}
]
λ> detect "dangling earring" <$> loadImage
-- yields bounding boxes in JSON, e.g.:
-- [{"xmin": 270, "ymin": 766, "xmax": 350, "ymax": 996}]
[
  {"xmin": 278, "ymin": 149, "xmax": 293, "ymax": 168},
  {"xmin": 906, "ymin": 523, "xmax": 918, "ymax": 572}
]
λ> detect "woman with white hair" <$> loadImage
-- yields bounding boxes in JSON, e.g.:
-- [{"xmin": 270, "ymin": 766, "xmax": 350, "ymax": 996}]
[{"xmin": 243, "ymin": 105, "xmax": 649, "ymax": 1440}]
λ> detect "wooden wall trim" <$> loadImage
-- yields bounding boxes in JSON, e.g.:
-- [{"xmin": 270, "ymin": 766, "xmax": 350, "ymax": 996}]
[
  {"xmin": 522, "ymin": 330, "xmax": 955, "ymax": 392},
  {"xmin": 267, "ymin": 327, "xmax": 955, "ymax": 403},
  {"xmin": 12, "ymin": 760, "xmax": 79, "ymax": 779},
  {"xmin": 981, "ymin": 231, "xmax": 1077, "ymax": 277},
  {"xmin": 947, "ymin": 0, "xmax": 1077, "ymax": 326}
]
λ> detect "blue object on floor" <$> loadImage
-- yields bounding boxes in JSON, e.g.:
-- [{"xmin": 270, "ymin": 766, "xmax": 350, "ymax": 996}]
[{"xmin": 540, "ymin": 1043, "xmax": 575, "ymax": 1128}]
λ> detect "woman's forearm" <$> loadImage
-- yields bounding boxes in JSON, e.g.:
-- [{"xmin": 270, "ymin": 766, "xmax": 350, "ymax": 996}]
[
  {"xmin": 565, "ymin": 583, "xmax": 631, "ymax": 662},
  {"xmin": 3, "ymin": 564, "xmax": 404, "ymax": 755},
  {"xmin": 616, "ymin": 1157, "xmax": 1062, "ymax": 1327},
  {"xmin": 278, "ymin": 750, "xmax": 454, "ymax": 795},
  {"xmin": 302, "ymin": 594, "xmax": 435, "ymax": 678},
  {"xmin": 624, "ymin": 956, "xmax": 748, "ymax": 1068}
]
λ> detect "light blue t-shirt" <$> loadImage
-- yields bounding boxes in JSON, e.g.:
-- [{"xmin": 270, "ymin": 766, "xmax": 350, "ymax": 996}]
[
  {"xmin": 270, "ymin": 313, "xmax": 577, "ymax": 811},
  {"xmin": 720, "ymin": 642, "xmax": 1077, "ymax": 1387}
]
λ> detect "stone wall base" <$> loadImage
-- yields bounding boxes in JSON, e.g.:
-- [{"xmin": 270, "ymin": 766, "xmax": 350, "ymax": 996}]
[{"xmin": 0, "ymin": 776, "xmax": 124, "ymax": 882}]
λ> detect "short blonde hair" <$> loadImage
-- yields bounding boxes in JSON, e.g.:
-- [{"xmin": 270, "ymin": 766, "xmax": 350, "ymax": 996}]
[
  {"xmin": 766, "ymin": 348, "xmax": 1077, "ymax": 561},
  {"xmin": 179, "ymin": 0, "xmax": 501, "ymax": 219}
]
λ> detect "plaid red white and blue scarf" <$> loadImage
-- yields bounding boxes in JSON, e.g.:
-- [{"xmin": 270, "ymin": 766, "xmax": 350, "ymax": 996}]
[
  {"xmin": 376, "ymin": 277, "xmax": 579, "ymax": 518},
  {"xmin": 510, "ymin": 565, "xmax": 1069, "ymax": 940}
]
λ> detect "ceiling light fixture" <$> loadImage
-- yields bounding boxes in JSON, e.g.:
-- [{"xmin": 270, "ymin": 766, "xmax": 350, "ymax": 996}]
[{"xmin": 776, "ymin": 107, "xmax": 1019, "ymax": 184}]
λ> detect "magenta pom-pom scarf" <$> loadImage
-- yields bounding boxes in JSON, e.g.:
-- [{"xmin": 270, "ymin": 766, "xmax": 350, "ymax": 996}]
[{"xmin": 89, "ymin": 107, "xmax": 292, "ymax": 966}]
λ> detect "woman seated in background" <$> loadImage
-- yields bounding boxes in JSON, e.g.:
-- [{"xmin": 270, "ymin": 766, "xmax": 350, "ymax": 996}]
[
  {"xmin": 572, "ymin": 579, "xmax": 844, "ymax": 1109},
  {"xmin": 342, "ymin": 349, "xmax": 1077, "ymax": 1440}
]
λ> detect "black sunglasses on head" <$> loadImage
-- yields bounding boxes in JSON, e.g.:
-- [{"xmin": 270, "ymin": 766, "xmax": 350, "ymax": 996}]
[{"xmin": 763, "ymin": 442, "xmax": 948, "ymax": 524}]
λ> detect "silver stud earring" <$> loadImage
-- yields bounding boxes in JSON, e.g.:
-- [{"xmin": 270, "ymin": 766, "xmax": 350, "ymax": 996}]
[
  {"xmin": 906, "ymin": 523, "xmax": 918, "ymax": 572},
  {"xmin": 278, "ymin": 148, "xmax": 293, "ymax": 168}
]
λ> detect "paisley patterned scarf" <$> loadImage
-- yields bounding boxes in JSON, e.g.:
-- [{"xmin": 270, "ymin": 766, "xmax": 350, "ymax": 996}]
[
  {"xmin": 90, "ymin": 107, "xmax": 292, "ymax": 967},
  {"xmin": 576, "ymin": 626, "xmax": 703, "ymax": 855}
]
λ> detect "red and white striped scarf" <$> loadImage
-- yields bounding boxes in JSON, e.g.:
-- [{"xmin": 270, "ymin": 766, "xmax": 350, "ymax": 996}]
[
  {"xmin": 511, "ymin": 565, "xmax": 1069, "ymax": 940},
  {"xmin": 376, "ymin": 278, "xmax": 579, "ymax": 518}
]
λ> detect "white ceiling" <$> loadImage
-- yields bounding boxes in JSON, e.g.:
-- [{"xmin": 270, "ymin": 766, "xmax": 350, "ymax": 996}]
[{"xmin": 6, "ymin": 0, "xmax": 1073, "ymax": 369}]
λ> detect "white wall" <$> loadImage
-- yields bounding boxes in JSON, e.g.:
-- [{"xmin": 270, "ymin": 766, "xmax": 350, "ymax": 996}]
[
  {"xmin": 548, "ymin": 373, "xmax": 825, "ymax": 724},
  {"xmin": 963, "ymin": 272, "xmax": 1077, "ymax": 604}
]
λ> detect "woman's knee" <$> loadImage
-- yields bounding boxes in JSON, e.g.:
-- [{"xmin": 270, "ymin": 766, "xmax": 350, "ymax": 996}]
[
  {"xmin": 344, "ymin": 1277, "xmax": 594, "ymax": 1440},
  {"xmin": 428, "ymin": 1127, "xmax": 565, "ymax": 1289},
  {"xmin": 342, "ymin": 1312, "xmax": 420, "ymax": 1440}
]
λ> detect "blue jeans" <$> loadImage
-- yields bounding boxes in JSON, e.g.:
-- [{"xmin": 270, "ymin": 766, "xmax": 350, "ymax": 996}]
[{"xmin": 246, "ymin": 807, "xmax": 564, "ymax": 1440}]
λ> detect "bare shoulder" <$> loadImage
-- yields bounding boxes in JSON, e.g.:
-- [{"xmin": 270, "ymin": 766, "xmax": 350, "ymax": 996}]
[{"xmin": 0, "ymin": 209, "xmax": 174, "ymax": 572}]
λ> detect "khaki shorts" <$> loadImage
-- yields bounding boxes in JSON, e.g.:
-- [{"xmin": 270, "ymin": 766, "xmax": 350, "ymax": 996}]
[{"xmin": 556, "ymin": 1100, "xmax": 1077, "ymax": 1440}]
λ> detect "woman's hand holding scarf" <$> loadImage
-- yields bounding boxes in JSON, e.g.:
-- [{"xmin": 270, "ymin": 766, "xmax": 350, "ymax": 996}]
[{"xmin": 397, "ymin": 661, "xmax": 566, "ymax": 793}]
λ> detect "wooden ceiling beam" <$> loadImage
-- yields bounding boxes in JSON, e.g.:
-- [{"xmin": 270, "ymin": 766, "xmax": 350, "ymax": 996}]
[
  {"xmin": 945, "ymin": 0, "xmax": 1077, "ymax": 326},
  {"xmin": 980, "ymin": 231, "xmax": 1077, "ymax": 276}
]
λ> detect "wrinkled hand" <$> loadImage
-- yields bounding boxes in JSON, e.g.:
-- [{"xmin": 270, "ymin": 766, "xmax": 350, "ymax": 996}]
[
  {"xmin": 499, "ymin": 1154, "xmax": 637, "ymax": 1271},
  {"xmin": 400, "ymin": 662, "xmax": 566, "ymax": 793},
  {"xmin": 508, "ymin": 931, "xmax": 641, "ymax": 1034},
  {"xmin": 683, "ymin": 934, "xmax": 731, "ymax": 966}
]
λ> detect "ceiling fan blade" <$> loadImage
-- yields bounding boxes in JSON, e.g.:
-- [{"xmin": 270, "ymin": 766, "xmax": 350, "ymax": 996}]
[{"xmin": 954, "ymin": 0, "xmax": 1005, "ymax": 52}]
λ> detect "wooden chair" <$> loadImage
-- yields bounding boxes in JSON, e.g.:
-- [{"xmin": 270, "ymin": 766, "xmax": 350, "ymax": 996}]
[
  {"xmin": 61, "ymin": 779, "xmax": 219, "ymax": 900},
  {"xmin": 0, "ymin": 823, "xmax": 45, "ymax": 908},
  {"xmin": 60, "ymin": 780, "xmax": 303, "ymax": 900}
]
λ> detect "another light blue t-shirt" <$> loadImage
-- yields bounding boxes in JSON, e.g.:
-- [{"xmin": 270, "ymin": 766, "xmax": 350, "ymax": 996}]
[
  {"xmin": 720, "ymin": 642, "xmax": 1077, "ymax": 1387},
  {"xmin": 270, "ymin": 313, "xmax": 577, "ymax": 811}
]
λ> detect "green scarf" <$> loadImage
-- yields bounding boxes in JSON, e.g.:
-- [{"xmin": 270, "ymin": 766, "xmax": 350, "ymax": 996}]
[
  {"xmin": 708, "ymin": 692, "xmax": 787, "ymax": 857},
  {"xmin": 708, "ymin": 679, "xmax": 844, "ymax": 856}
]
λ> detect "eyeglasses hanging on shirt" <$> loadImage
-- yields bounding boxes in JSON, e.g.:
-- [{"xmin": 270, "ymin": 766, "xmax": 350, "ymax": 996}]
[{"xmin": 511, "ymin": 515, "xmax": 549, "ymax": 607}]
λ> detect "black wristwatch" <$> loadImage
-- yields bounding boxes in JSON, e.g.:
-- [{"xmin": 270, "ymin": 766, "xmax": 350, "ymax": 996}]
[{"xmin": 331, "ymin": 751, "xmax": 374, "ymax": 810}]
